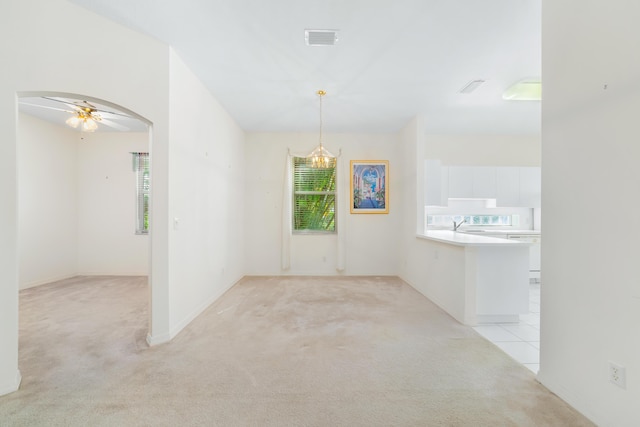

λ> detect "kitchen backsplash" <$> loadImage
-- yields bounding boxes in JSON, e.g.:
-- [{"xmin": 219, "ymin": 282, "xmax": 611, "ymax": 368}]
[{"xmin": 426, "ymin": 198, "xmax": 536, "ymax": 231}]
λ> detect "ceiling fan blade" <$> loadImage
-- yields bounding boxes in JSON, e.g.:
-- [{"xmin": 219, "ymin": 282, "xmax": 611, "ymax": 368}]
[
  {"xmin": 41, "ymin": 96, "xmax": 132, "ymax": 118},
  {"xmin": 70, "ymin": 100, "xmax": 127, "ymax": 117},
  {"xmin": 19, "ymin": 102, "xmax": 75, "ymax": 114},
  {"xmin": 73, "ymin": 100, "xmax": 98, "ymax": 110},
  {"xmin": 97, "ymin": 109, "xmax": 133, "ymax": 120},
  {"xmin": 41, "ymin": 96, "xmax": 84, "ymax": 110},
  {"xmin": 100, "ymin": 118, "xmax": 130, "ymax": 131}
]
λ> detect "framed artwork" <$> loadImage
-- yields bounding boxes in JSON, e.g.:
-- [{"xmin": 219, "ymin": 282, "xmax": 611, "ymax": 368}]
[{"xmin": 350, "ymin": 160, "xmax": 389, "ymax": 214}]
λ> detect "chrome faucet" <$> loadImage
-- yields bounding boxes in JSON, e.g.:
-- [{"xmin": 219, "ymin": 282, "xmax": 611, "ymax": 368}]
[{"xmin": 453, "ymin": 219, "xmax": 466, "ymax": 231}]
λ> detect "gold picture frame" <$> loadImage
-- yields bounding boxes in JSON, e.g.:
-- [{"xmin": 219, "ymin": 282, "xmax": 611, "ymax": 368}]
[{"xmin": 350, "ymin": 160, "xmax": 389, "ymax": 214}]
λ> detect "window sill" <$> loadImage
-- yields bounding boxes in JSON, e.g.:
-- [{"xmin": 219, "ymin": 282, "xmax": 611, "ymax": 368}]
[{"xmin": 292, "ymin": 231, "xmax": 337, "ymax": 236}]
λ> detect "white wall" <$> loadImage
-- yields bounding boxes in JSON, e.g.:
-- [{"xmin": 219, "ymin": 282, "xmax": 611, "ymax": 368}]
[
  {"xmin": 2, "ymin": 0, "xmax": 172, "ymax": 395},
  {"xmin": 165, "ymin": 49, "xmax": 245, "ymax": 341},
  {"xmin": 3, "ymin": 0, "xmax": 248, "ymax": 393},
  {"xmin": 18, "ymin": 115, "xmax": 149, "ymax": 287},
  {"xmin": 18, "ymin": 114, "xmax": 79, "ymax": 289},
  {"xmin": 245, "ymin": 132, "xmax": 401, "ymax": 276},
  {"xmin": 540, "ymin": 1, "xmax": 640, "ymax": 425},
  {"xmin": 77, "ymin": 131, "xmax": 149, "ymax": 276},
  {"xmin": 425, "ymin": 134, "xmax": 541, "ymax": 166},
  {"xmin": 398, "ymin": 117, "xmax": 439, "ymax": 299}
]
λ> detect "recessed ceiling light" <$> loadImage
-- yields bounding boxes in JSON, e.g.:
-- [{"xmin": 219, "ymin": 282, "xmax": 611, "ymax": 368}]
[
  {"xmin": 459, "ymin": 80, "xmax": 485, "ymax": 94},
  {"xmin": 503, "ymin": 78, "xmax": 542, "ymax": 101},
  {"xmin": 305, "ymin": 29, "xmax": 339, "ymax": 46}
]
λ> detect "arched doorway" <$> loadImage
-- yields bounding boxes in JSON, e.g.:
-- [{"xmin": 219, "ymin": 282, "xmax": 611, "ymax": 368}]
[{"xmin": 15, "ymin": 91, "xmax": 154, "ymax": 385}]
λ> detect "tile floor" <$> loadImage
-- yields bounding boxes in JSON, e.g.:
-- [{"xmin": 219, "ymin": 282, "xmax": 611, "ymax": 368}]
[{"xmin": 473, "ymin": 282, "xmax": 540, "ymax": 374}]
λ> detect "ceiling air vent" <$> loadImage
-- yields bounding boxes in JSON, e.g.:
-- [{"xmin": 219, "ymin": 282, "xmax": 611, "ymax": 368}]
[
  {"xmin": 459, "ymin": 80, "xmax": 485, "ymax": 94},
  {"xmin": 305, "ymin": 29, "xmax": 339, "ymax": 46}
]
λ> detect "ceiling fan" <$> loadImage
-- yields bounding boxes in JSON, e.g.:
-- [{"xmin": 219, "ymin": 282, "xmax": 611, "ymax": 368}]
[{"xmin": 19, "ymin": 96, "xmax": 132, "ymax": 132}]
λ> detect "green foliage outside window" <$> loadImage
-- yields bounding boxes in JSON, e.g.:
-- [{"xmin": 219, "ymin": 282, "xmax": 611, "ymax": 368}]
[
  {"xmin": 133, "ymin": 153, "xmax": 150, "ymax": 235},
  {"xmin": 293, "ymin": 157, "xmax": 336, "ymax": 232}
]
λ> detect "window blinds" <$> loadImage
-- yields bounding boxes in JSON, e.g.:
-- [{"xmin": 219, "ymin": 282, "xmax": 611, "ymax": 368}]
[
  {"xmin": 132, "ymin": 152, "xmax": 150, "ymax": 234},
  {"xmin": 292, "ymin": 157, "xmax": 336, "ymax": 232}
]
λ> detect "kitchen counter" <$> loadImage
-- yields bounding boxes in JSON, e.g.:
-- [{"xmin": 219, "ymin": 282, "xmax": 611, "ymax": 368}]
[
  {"xmin": 455, "ymin": 229, "xmax": 542, "ymax": 281},
  {"xmin": 419, "ymin": 230, "xmax": 533, "ymax": 246},
  {"xmin": 415, "ymin": 230, "xmax": 531, "ymax": 325},
  {"xmin": 457, "ymin": 229, "xmax": 541, "ymax": 237}
]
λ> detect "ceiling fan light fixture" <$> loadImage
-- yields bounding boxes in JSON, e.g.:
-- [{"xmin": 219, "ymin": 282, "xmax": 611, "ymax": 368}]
[
  {"xmin": 19, "ymin": 97, "xmax": 138, "ymax": 132},
  {"xmin": 307, "ymin": 90, "xmax": 336, "ymax": 169},
  {"xmin": 65, "ymin": 110, "xmax": 101, "ymax": 132},
  {"xmin": 65, "ymin": 115, "xmax": 80, "ymax": 128},
  {"xmin": 82, "ymin": 118, "xmax": 98, "ymax": 132}
]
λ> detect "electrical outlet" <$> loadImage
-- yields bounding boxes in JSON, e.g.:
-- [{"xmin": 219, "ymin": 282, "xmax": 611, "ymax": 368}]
[{"xmin": 609, "ymin": 361, "xmax": 626, "ymax": 388}]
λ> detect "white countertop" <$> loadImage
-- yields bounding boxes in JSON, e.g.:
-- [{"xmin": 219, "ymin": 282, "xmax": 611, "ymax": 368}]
[
  {"xmin": 457, "ymin": 229, "xmax": 541, "ymax": 236},
  {"xmin": 417, "ymin": 230, "xmax": 533, "ymax": 247}
]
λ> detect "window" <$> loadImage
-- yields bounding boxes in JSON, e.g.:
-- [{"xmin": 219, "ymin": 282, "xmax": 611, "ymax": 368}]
[
  {"xmin": 132, "ymin": 152, "xmax": 150, "ymax": 234},
  {"xmin": 292, "ymin": 156, "xmax": 336, "ymax": 232},
  {"xmin": 426, "ymin": 214, "xmax": 512, "ymax": 228}
]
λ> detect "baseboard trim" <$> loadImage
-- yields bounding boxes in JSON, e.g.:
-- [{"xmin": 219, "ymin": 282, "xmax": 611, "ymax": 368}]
[
  {"xmin": 21, "ymin": 273, "xmax": 149, "ymax": 290},
  {"xmin": 20, "ymin": 274, "xmax": 77, "ymax": 290},
  {"xmin": 0, "ymin": 370, "xmax": 21, "ymax": 397},
  {"xmin": 536, "ymin": 369, "xmax": 601, "ymax": 426},
  {"xmin": 400, "ymin": 275, "xmax": 467, "ymax": 325},
  {"xmin": 171, "ymin": 277, "xmax": 242, "ymax": 340},
  {"xmin": 76, "ymin": 272, "xmax": 149, "ymax": 277},
  {"xmin": 476, "ymin": 314, "xmax": 520, "ymax": 324},
  {"xmin": 146, "ymin": 275, "xmax": 244, "ymax": 347},
  {"xmin": 146, "ymin": 332, "xmax": 170, "ymax": 347}
]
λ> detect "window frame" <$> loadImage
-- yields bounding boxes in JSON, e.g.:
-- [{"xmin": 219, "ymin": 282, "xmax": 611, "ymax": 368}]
[
  {"xmin": 426, "ymin": 214, "xmax": 513, "ymax": 229},
  {"xmin": 292, "ymin": 156, "xmax": 337, "ymax": 234},
  {"xmin": 132, "ymin": 152, "xmax": 150, "ymax": 235}
]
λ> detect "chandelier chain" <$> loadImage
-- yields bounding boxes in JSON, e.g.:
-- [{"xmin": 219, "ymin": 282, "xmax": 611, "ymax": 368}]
[
  {"xmin": 307, "ymin": 89, "xmax": 334, "ymax": 168},
  {"xmin": 318, "ymin": 90, "xmax": 324, "ymax": 148}
]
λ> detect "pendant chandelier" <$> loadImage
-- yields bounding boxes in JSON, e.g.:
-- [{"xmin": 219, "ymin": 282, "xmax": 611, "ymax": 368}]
[{"xmin": 307, "ymin": 89, "xmax": 336, "ymax": 168}]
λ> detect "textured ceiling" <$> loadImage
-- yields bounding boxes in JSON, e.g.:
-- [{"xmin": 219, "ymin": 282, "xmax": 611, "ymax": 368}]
[{"xmin": 50, "ymin": 0, "xmax": 541, "ymax": 134}]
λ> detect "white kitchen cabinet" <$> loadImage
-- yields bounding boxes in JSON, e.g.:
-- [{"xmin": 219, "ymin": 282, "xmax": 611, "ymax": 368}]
[
  {"xmin": 428, "ymin": 163, "xmax": 541, "ymax": 208},
  {"xmin": 519, "ymin": 167, "xmax": 541, "ymax": 208},
  {"xmin": 506, "ymin": 234, "xmax": 541, "ymax": 281},
  {"xmin": 421, "ymin": 231, "xmax": 530, "ymax": 325},
  {"xmin": 472, "ymin": 167, "xmax": 497, "ymax": 198},
  {"xmin": 441, "ymin": 166, "xmax": 449, "ymax": 203},
  {"xmin": 448, "ymin": 166, "xmax": 497, "ymax": 199},
  {"xmin": 496, "ymin": 167, "xmax": 540, "ymax": 208},
  {"xmin": 448, "ymin": 166, "xmax": 474, "ymax": 198},
  {"xmin": 496, "ymin": 167, "xmax": 520, "ymax": 206}
]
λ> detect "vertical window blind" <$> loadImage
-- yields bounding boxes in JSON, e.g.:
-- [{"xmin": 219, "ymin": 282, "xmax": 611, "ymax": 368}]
[
  {"xmin": 132, "ymin": 152, "xmax": 150, "ymax": 235},
  {"xmin": 292, "ymin": 157, "xmax": 336, "ymax": 232}
]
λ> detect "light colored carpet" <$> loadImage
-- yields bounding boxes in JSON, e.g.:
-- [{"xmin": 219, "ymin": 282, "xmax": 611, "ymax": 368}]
[{"xmin": 1, "ymin": 275, "xmax": 594, "ymax": 426}]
